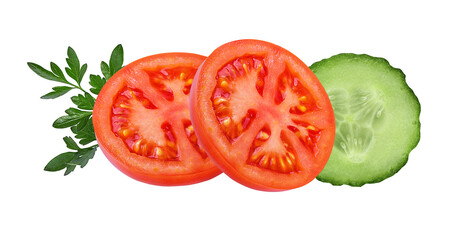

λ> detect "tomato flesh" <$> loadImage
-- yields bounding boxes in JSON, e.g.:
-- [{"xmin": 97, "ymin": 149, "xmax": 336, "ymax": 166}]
[
  {"xmin": 94, "ymin": 53, "xmax": 221, "ymax": 186},
  {"xmin": 111, "ymin": 87, "xmax": 181, "ymax": 160},
  {"xmin": 190, "ymin": 40, "xmax": 335, "ymax": 191}
]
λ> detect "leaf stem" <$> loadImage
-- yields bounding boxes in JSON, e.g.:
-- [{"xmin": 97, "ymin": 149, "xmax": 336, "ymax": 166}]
[{"xmin": 69, "ymin": 82, "xmax": 94, "ymax": 98}]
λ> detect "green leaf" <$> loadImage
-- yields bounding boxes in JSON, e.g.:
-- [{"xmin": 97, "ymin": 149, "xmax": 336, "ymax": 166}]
[
  {"xmin": 101, "ymin": 61, "xmax": 111, "ymax": 80},
  {"xmin": 71, "ymin": 93, "xmax": 95, "ymax": 110},
  {"xmin": 50, "ymin": 62, "xmax": 67, "ymax": 82},
  {"xmin": 34, "ymin": 45, "xmax": 127, "ymax": 176},
  {"xmin": 63, "ymin": 136, "xmax": 80, "ymax": 150},
  {"xmin": 65, "ymin": 107, "xmax": 91, "ymax": 116},
  {"xmin": 64, "ymin": 164, "xmax": 76, "ymax": 176},
  {"xmin": 66, "ymin": 47, "xmax": 80, "ymax": 78},
  {"xmin": 69, "ymin": 147, "xmax": 97, "ymax": 168},
  {"xmin": 75, "ymin": 118, "xmax": 96, "ymax": 145},
  {"xmin": 27, "ymin": 62, "xmax": 66, "ymax": 83},
  {"xmin": 53, "ymin": 108, "xmax": 91, "ymax": 128},
  {"xmin": 109, "ymin": 44, "xmax": 124, "ymax": 75},
  {"xmin": 44, "ymin": 152, "xmax": 75, "ymax": 171},
  {"xmin": 40, "ymin": 86, "xmax": 73, "ymax": 99},
  {"xmin": 79, "ymin": 147, "xmax": 96, "ymax": 167},
  {"xmin": 53, "ymin": 115, "xmax": 83, "ymax": 128},
  {"xmin": 71, "ymin": 116, "xmax": 90, "ymax": 134},
  {"xmin": 78, "ymin": 64, "xmax": 88, "ymax": 84},
  {"xmin": 65, "ymin": 67, "xmax": 76, "ymax": 80},
  {"xmin": 89, "ymin": 74, "xmax": 106, "ymax": 95}
]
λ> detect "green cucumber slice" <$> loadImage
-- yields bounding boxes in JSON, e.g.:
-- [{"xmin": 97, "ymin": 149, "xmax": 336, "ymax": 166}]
[{"xmin": 310, "ymin": 53, "xmax": 420, "ymax": 186}]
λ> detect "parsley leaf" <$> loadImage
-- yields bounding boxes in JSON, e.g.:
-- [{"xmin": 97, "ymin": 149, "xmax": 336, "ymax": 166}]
[
  {"xmin": 28, "ymin": 47, "xmax": 92, "ymax": 99},
  {"xmin": 63, "ymin": 136, "xmax": 80, "ymax": 150},
  {"xmin": 69, "ymin": 147, "xmax": 97, "ymax": 168},
  {"xmin": 53, "ymin": 108, "xmax": 92, "ymax": 129},
  {"xmin": 27, "ymin": 62, "xmax": 69, "ymax": 84},
  {"xmin": 78, "ymin": 64, "xmax": 88, "ymax": 84},
  {"xmin": 101, "ymin": 62, "xmax": 111, "ymax": 80},
  {"xmin": 73, "ymin": 118, "xmax": 96, "ymax": 145},
  {"xmin": 65, "ymin": 47, "xmax": 80, "ymax": 80},
  {"xmin": 50, "ymin": 62, "xmax": 67, "ymax": 82},
  {"xmin": 88, "ymin": 44, "xmax": 124, "ymax": 95},
  {"xmin": 65, "ymin": 47, "xmax": 89, "ymax": 87},
  {"xmin": 71, "ymin": 92, "xmax": 95, "ymax": 110},
  {"xmin": 41, "ymin": 86, "xmax": 73, "ymax": 99},
  {"xmin": 109, "ymin": 44, "xmax": 124, "ymax": 75},
  {"xmin": 44, "ymin": 152, "xmax": 76, "ymax": 172},
  {"xmin": 89, "ymin": 74, "xmax": 106, "ymax": 95},
  {"xmin": 43, "ymin": 144, "xmax": 98, "ymax": 175},
  {"xmin": 71, "ymin": 115, "xmax": 90, "ymax": 133},
  {"xmin": 64, "ymin": 165, "xmax": 76, "ymax": 176},
  {"xmin": 30, "ymin": 44, "xmax": 124, "ymax": 176}
]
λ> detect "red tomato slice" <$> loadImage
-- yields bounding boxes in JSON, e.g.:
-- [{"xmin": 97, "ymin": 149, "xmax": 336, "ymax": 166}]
[
  {"xmin": 94, "ymin": 53, "xmax": 222, "ymax": 186},
  {"xmin": 189, "ymin": 40, "xmax": 335, "ymax": 191}
]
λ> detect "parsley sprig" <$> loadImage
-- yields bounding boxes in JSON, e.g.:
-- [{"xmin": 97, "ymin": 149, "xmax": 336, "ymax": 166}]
[{"xmin": 28, "ymin": 44, "xmax": 124, "ymax": 175}]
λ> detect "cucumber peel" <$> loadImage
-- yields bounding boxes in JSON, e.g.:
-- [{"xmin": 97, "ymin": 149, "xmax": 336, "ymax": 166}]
[{"xmin": 310, "ymin": 53, "xmax": 420, "ymax": 186}]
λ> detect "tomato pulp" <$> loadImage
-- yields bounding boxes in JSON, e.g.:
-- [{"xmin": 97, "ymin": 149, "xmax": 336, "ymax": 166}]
[
  {"xmin": 189, "ymin": 40, "xmax": 335, "ymax": 191},
  {"xmin": 94, "ymin": 53, "xmax": 222, "ymax": 186}
]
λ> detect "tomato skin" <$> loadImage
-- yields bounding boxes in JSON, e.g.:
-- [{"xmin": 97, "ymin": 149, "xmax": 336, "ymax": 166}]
[
  {"xmin": 97, "ymin": 141, "xmax": 221, "ymax": 186},
  {"xmin": 94, "ymin": 53, "xmax": 222, "ymax": 186},
  {"xmin": 189, "ymin": 40, "xmax": 335, "ymax": 191}
]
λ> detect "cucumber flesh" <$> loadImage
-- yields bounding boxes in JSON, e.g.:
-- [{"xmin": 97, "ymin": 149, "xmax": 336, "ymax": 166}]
[{"xmin": 310, "ymin": 54, "xmax": 420, "ymax": 186}]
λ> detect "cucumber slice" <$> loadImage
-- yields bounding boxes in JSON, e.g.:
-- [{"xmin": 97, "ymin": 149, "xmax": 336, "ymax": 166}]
[{"xmin": 310, "ymin": 53, "xmax": 420, "ymax": 186}]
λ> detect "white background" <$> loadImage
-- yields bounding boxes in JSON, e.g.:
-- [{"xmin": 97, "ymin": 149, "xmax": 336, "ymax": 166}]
[{"xmin": 1, "ymin": 0, "xmax": 469, "ymax": 239}]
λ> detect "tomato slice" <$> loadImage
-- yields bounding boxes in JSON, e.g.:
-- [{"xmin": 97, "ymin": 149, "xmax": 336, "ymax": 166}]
[
  {"xmin": 94, "ymin": 53, "xmax": 222, "ymax": 186},
  {"xmin": 189, "ymin": 40, "xmax": 335, "ymax": 191}
]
